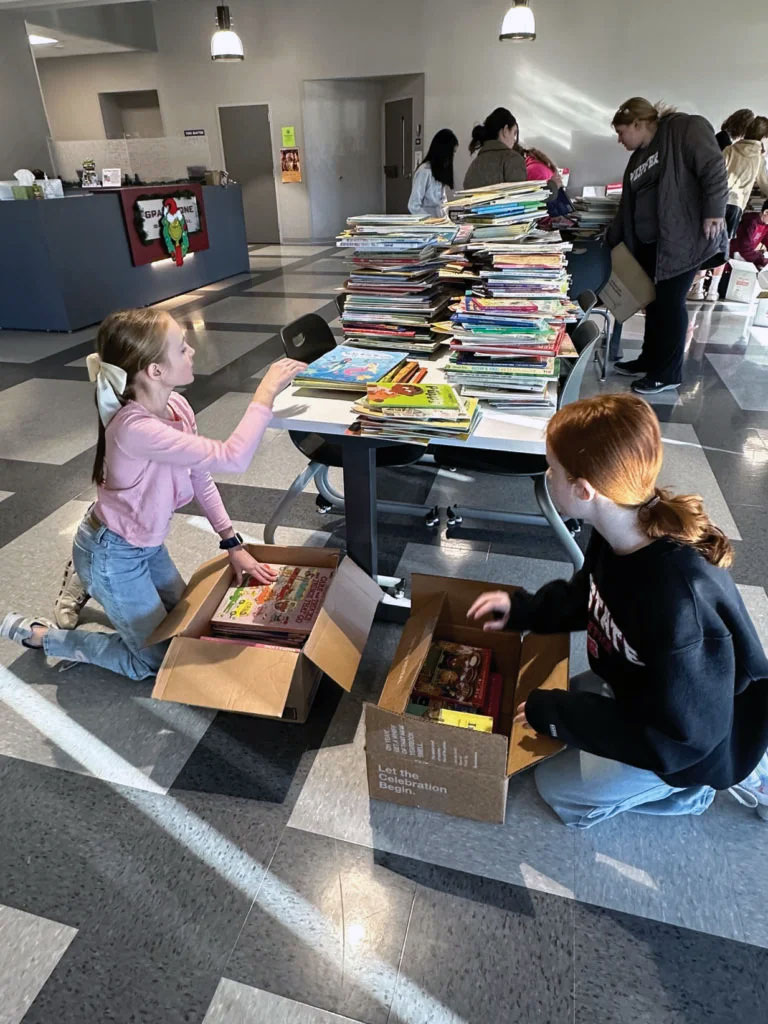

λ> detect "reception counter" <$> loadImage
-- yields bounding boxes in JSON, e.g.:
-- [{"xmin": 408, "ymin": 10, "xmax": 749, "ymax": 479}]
[{"xmin": 0, "ymin": 184, "xmax": 249, "ymax": 332}]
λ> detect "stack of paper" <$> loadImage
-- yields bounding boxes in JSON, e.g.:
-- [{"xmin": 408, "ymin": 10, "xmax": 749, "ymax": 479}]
[
  {"xmin": 337, "ymin": 215, "xmax": 459, "ymax": 353},
  {"xmin": 349, "ymin": 381, "xmax": 480, "ymax": 445},
  {"xmin": 445, "ymin": 181, "xmax": 550, "ymax": 240}
]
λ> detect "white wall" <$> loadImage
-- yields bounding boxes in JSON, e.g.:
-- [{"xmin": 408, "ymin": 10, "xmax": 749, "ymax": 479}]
[
  {"xmin": 0, "ymin": 12, "xmax": 52, "ymax": 177},
  {"xmin": 35, "ymin": 0, "xmax": 768, "ymax": 238}
]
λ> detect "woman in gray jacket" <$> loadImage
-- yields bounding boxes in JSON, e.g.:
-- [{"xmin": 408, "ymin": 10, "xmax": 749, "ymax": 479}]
[
  {"xmin": 608, "ymin": 97, "xmax": 728, "ymax": 394},
  {"xmin": 463, "ymin": 107, "xmax": 526, "ymax": 190}
]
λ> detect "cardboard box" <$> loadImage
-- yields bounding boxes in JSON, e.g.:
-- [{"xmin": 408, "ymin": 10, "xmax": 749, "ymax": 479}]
[
  {"xmin": 150, "ymin": 545, "xmax": 382, "ymax": 722},
  {"xmin": 726, "ymin": 258, "xmax": 759, "ymax": 304},
  {"xmin": 599, "ymin": 243, "xmax": 656, "ymax": 323},
  {"xmin": 364, "ymin": 574, "xmax": 569, "ymax": 824},
  {"xmin": 754, "ymin": 291, "xmax": 768, "ymax": 327}
]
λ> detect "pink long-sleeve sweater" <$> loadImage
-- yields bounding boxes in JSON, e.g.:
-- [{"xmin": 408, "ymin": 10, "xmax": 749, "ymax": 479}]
[{"xmin": 93, "ymin": 392, "xmax": 272, "ymax": 547}]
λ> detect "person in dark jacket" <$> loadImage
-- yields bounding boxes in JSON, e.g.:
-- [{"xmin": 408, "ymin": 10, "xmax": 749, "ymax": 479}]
[
  {"xmin": 731, "ymin": 200, "xmax": 768, "ymax": 269},
  {"xmin": 468, "ymin": 393, "xmax": 768, "ymax": 828},
  {"xmin": 716, "ymin": 107, "xmax": 755, "ymax": 151},
  {"xmin": 463, "ymin": 107, "xmax": 526, "ymax": 190},
  {"xmin": 606, "ymin": 97, "xmax": 728, "ymax": 395}
]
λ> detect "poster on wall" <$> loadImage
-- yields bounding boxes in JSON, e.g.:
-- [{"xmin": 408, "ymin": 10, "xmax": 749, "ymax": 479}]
[
  {"xmin": 281, "ymin": 126, "xmax": 296, "ymax": 147},
  {"xmin": 280, "ymin": 148, "xmax": 302, "ymax": 183},
  {"xmin": 118, "ymin": 184, "xmax": 210, "ymax": 267}
]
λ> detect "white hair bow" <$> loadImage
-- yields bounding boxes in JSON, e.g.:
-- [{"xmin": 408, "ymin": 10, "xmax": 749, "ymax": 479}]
[{"xmin": 86, "ymin": 353, "xmax": 128, "ymax": 427}]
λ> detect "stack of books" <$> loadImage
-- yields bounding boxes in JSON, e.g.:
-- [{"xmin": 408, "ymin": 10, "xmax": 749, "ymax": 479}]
[
  {"xmin": 571, "ymin": 193, "xmax": 621, "ymax": 238},
  {"xmin": 349, "ymin": 380, "xmax": 480, "ymax": 446},
  {"xmin": 336, "ymin": 215, "xmax": 459, "ymax": 354},
  {"xmin": 406, "ymin": 640, "xmax": 503, "ymax": 732},
  {"xmin": 445, "ymin": 181, "xmax": 551, "ymax": 241},
  {"xmin": 443, "ymin": 239, "xmax": 578, "ymax": 412},
  {"xmin": 209, "ymin": 565, "xmax": 335, "ymax": 648},
  {"xmin": 292, "ymin": 346, "xmax": 407, "ymax": 392}
]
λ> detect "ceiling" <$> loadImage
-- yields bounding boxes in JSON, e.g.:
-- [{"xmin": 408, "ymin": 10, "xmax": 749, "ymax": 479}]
[{"xmin": 26, "ymin": 20, "xmax": 135, "ymax": 56}]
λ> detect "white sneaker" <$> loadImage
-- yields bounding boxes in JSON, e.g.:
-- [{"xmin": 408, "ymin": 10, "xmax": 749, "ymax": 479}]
[
  {"xmin": 730, "ymin": 752, "xmax": 768, "ymax": 821},
  {"xmin": 687, "ymin": 283, "xmax": 705, "ymax": 301},
  {"xmin": 54, "ymin": 559, "xmax": 89, "ymax": 629},
  {"xmin": 705, "ymin": 286, "xmax": 720, "ymax": 303}
]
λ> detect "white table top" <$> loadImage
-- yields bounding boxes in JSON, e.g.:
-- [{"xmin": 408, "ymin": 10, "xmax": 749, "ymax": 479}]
[{"xmin": 270, "ymin": 348, "xmax": 550, "ymax": 454}]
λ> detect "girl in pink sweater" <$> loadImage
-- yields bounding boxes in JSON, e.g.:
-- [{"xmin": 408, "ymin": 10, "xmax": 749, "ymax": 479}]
[{"xmin": 1, "ymin": 308, "xmax": 305, "ymax": 679}]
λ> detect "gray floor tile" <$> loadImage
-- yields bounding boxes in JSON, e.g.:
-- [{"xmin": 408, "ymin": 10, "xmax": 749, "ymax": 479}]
[
  {"xmin": 0, "ymin": 904, "xmax": 77, "ymax": 1024},
  {"xmin": 226, "ymin": 830, "xmax": 415, "ymax": 1024},
  {"xmin": 257, "ymin": 245, "xmax": 333, "ymax": 257},
  {"xmin": 0, "ymin": 499, "xmax": 231, "ymax": 791},
  {"xmin": 293, "ymin": 259, "xmax": 352, "ymax": 274},
  {"xmin": 0, "ymin": 379, "xmax": 99, "ymax": 464},
  {"xmin": 197, "ymin": 273, "xmax": 257, "ymax": 292},
  {"xmin": 707, "ymin": 338, "xmax": 768, "ymax": 411},
  {"xmin": 179, "ymin": 328, "xmax": 275, "ymax": 375},
  {"xmin": 248, "ymin": 256, "xmax": 304, "ymax": 271},
  {"xmin": 572, "ymin": 806, "xmax": 746, "ymax": 942},
  {"xmin": 203, "ymin": 981, "xmax": 360, "ymax": 1023},
  {"xmin": 659, "ymin": 422, "xmax": 741, "ymax": 539},
  {"xmin": 736, "ymin": 584, "xmax": 768, "ymax": 651},
  {"xmin": 0, "ymin": 328, "xmax": 95, "ymax": 364},
  {"xmin": 196, "ymin": 295, "xmax": 331, "ymax": 325},
  {"xmin": 152, "ymin": 291, "xmax": 208, "ymax": 312},
  {"xmin": 246, "ymin": 274, "xmax": 346, "ymax": 296}
]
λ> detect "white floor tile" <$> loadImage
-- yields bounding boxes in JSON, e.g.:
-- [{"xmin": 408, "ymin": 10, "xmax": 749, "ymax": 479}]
[
  {"xmin": 0, "ymin": 904, "xmax": 77, "ymax": 1024},
  {"xmin": 0, "ymin": 328, "xmax": 96, "ymax": 364},
  {"xmin": 0, "ymin": 380, "xmax": 99, "ymax": 464}
]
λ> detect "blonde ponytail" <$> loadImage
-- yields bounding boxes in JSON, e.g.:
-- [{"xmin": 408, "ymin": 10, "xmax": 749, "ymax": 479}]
[
  {"xmin": 638, "ymin": 487, "xmax": 733, "ymax": 568},
  {"xmin": 612, "ymin": 97, "xmax": 676, "ymax": 128}
]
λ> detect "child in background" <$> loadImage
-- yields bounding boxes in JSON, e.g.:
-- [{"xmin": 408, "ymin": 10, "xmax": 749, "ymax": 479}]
[
  {"xmin": 1, "ymin": 309, "xmax": 305, "ymax": 680},
  {"xmin": 468, "ymin": 393, "xmax": 768, "ymax": 827}
]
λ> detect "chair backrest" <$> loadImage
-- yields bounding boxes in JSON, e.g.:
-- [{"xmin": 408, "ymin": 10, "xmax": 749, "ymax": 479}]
[
  {"xmin": 280, "ymin": 314, "xmax": 336, "ymax": 362},
  {"xmin": 570, "ymin": 316, "xmax": 601, "ymax": 354},
  {"xmin": 334, "ymin": 293, "xmax": 345, "ymax": 317},
  {"xmin": 577, "ymin": 289, "xmax": 598, "ymax": 316},
  {"xmin": 559, "ymin": 338, "xmax": 597, "ymax": 409}
]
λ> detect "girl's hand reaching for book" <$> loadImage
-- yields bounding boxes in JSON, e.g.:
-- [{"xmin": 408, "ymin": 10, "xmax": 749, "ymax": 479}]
[
  {"xmin": 514, "ymin": 701, "xmax": 528, "ymax": 727},
  {"xmin": 254, "ymin": 358, "xmax": 307, "ymax": 406},
  {"xmin": 466, "ymin": 590, "xmax": 511, "ymax": 630},
  {"xmin": 228, "ymin": 547, "xmax": 278, "ymax": 586}
]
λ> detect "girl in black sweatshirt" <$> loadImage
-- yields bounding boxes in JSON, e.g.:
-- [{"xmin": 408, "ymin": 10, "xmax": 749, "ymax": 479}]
[{"xmin": 468, "ymin": 393, "xmax": 768, "ymax": 828}]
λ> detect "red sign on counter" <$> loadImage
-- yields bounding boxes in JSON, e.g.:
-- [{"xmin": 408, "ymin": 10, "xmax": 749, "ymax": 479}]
[{"xmin": 117, "ymin": 184, "xmax": 210, "ymax": 266}]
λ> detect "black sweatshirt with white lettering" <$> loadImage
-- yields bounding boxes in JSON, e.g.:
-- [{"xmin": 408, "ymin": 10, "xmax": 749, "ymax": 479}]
[{"xmin": 507, "ymin": 531, "xmax": 768, "ymax": 789}]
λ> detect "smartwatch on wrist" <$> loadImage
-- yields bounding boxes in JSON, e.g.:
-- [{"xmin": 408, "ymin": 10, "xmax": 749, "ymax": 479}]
[{"xmin": 219, "ymin": 532, "xmax": 243, "ymax": 551}]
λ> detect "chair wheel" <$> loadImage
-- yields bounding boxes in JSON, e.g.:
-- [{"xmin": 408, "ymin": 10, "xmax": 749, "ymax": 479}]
[
  {"xmin": 315, "ymin": 495, "xmax": 333, "ymax": 514},
  {"xmin": 446, "ymin": 505, "xmax": 463, "ymax": 527},
  {"xmin": 425, "ymin": 505, "xmax": 440, "ymax": 529},
  {"xmin": 393, "ymin": 587, "xmax": 406, "ymax": 600},
  {"xmin": 565, "ymin": 518, "xmax": 581, "ymax": 537}
]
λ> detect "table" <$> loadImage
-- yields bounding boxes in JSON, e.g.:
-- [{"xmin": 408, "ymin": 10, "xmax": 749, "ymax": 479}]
[{"xmin": 270, "ymin": 350, "xmax": 577, "ymax": 586}]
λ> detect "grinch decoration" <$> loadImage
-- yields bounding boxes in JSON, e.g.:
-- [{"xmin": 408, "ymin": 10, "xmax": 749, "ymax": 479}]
[{"xmin": 161, "ymin": 197, "xmax": 189, "ymax": 266}]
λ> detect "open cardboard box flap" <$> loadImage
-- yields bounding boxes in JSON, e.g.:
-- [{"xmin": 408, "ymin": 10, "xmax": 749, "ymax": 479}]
[
  {"xmin": 152, "ymin": 636, "xmax": 301, "ymax": 716},
  {"xmin": 303, "ymin": 555, "xmax": 384, "ymax": 691},
  {"xmin": 507, "ymin": 630, "xmax": 569, "ymax": 776},
  {"xmin": 148, "ymin": 553, "xmax": 230, "ymax": 645},
  {"xmin": 377, "ymin": 593, "xmax": 446, "ymax": 712}
]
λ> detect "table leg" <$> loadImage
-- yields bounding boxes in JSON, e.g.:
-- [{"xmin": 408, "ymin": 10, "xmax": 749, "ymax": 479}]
[
  {"xmin": 341, "ymin": 437, "xmax": 378, "ymax": 578},
  {"xmin": 608, "ymin": 320, "xmax": 624, "ymax": 362}
]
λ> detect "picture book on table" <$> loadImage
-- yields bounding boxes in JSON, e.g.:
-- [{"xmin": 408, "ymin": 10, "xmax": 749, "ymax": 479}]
[
  {"xmin": 209, "ymin": 564, "xmax": 334, "ymax": 645},
  {"xmin": 293, "ymin": 346, "xmax": 406, "ymax": 389},
  {"xmin": 412, "ymin": 640, "xmax": 492, "ymax": 709},
  {"xmin": 363, "ymin": 382, "xmax": 466, "ymax": 414}
]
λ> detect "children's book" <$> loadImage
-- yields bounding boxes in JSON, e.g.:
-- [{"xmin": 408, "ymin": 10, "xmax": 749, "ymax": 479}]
[
  {"xmin": 412, "ymin": 640, "xmax": 492, "ymax": 709},
  {"xmin": 293, "ymin": 346, "xmax": 406, "ymax": 391}
]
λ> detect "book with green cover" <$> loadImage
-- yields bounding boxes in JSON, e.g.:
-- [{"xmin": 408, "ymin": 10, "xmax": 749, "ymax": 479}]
[{"xmin": 364, "ymin": 382, "xmax": 465, "ymax": 413}]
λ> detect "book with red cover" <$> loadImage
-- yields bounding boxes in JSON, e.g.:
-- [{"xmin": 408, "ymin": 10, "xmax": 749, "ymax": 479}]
[
  {"xmin": 482, "ymin": 671, "xmax": 504, "ymax": 731},
  {"xmin": 412, "ymin": 640, "xmax": 491, "ymax": 709}
]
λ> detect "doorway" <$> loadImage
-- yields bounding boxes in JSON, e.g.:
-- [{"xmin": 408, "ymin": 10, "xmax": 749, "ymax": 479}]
[
  {"xmin": 384, "ymin": 98, "xmax": 413, "ymax": 214},
  {"xmin": 218, "ymin": 104, "xmax": 280, "ymax": 244},
  {"xmin": 302, "ymin": 74, "xmax": 425, "ymax": 241}
]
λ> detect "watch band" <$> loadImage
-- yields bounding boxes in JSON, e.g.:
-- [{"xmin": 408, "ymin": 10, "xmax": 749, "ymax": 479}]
[{"xmin": 219, "ymin": 532, "xmax": 243, "ymax": 550}]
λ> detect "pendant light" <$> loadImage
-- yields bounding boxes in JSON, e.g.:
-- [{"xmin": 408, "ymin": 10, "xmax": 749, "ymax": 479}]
[
  {"xmin": 211, "ymin": 5, "xmax": 244, "ymax": 62},
  {"xmin": 499, "ymin": 1, "xmax": 536, "ymax": 41}
]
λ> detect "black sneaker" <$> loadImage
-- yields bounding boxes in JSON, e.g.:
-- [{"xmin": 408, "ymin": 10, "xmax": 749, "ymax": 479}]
[
  {"xmin": 631, "ymin": 377, "xmax": 681, "ymax": 395},
  {"xmin": 614, "ymin": 358, "xmax": 646, "ymax": 376}
]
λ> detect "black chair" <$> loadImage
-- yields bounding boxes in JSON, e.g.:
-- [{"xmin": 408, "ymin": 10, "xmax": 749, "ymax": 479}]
[
  {"xmin": 430, "ymin": 319, "xmax": 602, "ymax": 571},
  {"xmin": 334, "ymin": 294, "xmax": 345, "ymax": 317},
  {"xmin": 263, "ymin": 314, "xmax": 439, "ymax": 547},
  {"xmin": 571, "ymin": 289, "xmax": 610, "ymax": 381}
]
